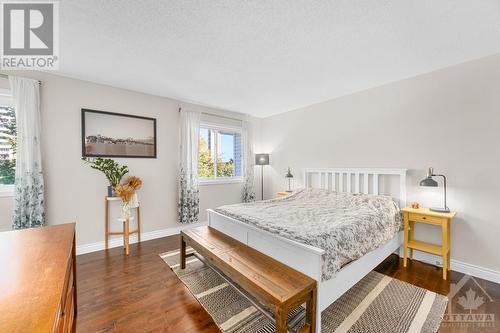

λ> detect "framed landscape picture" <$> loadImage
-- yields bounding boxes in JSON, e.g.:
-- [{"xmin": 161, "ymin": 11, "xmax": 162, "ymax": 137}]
[{"xmin": 81, "ymin": 109, "xmax": 157, "ymax": 158}]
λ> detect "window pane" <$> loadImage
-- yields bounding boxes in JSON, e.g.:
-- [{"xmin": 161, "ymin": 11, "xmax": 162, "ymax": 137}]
[
  {"xmin": 217, "ymin": 132, "xmax": 235, "ymax": 177},
  {"xmin": 199, "ymin": 126, "xmax": 242, "ymax": 180},
  {"xmin": 198, "ymin": 128, "xmax": 214, "ymax": 178},
  {"xmin": 0, "ymin": 106, "xmax": 15, "ymax": 185}
]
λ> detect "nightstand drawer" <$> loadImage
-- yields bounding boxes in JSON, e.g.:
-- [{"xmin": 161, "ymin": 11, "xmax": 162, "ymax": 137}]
[{"xmin": 408, "ymin": 213, "xmax": 444, "ymax": 225}]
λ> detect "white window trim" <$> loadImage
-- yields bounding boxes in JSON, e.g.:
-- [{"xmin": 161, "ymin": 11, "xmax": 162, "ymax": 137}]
[
  {"xmin": 199, "ymin": 177, "xmax": 244, "ymax": 186},
  {"xmin": 200, "ymin": 121, "xmax": 242, "ymax": 133},
  {"xmin": 0, "ymin": 97, "xmax": 15, "ymax": 196},
  {"xmin": 199, "ymin": 122, "xmax": 243, "ymax": 184},
  {"xmin": 0, "ymin": 184, "xmax": 14, "ymax": 197}
]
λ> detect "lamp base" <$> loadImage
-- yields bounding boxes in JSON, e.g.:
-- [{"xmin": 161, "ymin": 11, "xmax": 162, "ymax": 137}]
[{"xmin": 430, "ymin": 207, "xmax": 450, "ymax": 213}]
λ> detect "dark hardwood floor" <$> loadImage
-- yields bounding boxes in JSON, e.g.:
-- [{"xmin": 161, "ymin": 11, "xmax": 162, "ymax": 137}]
[
  {"xmin": 76, "ymin": 235, "xmax": 499, "ymax": 332},
  {"xmin": 76, "ymin": 235, "xmax": 220, "ymax": 333}
]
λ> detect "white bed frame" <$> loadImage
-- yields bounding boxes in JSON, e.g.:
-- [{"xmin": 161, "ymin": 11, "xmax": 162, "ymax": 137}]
[{"xmin": 207, "ymin": 167, "xmax": 407, "ymax": 332}]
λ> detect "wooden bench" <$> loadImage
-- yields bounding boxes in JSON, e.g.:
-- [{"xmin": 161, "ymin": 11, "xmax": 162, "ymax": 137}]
[{"xmin": 180, "ymin": 226, "xmax": 317, "ymax": 333}]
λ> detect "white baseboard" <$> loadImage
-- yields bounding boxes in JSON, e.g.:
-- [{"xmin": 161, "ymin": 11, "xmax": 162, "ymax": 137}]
[
  {"xmin": 76, "ymin": 221, "xmax": 208, "ymax": 255},
  {"xmin": 396, "ymin": 248, "xmax": 500, "ymax": 284}
]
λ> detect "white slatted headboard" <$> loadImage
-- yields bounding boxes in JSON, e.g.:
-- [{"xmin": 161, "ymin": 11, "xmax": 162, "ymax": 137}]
[{"xmin": 303, "ymin": 168, "xmax": 407, "ymax": 207}]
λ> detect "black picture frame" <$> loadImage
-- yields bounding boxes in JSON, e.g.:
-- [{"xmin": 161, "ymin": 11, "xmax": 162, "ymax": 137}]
[{"xmin": 81, "ymin": 108, "xmax": 157, "ymax": 158}]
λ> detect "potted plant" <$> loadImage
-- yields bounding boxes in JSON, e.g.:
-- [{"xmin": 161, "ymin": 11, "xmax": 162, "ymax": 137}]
[{"xmin": 83, "ymin": 157, "xmax": 129, "ymax": 196}]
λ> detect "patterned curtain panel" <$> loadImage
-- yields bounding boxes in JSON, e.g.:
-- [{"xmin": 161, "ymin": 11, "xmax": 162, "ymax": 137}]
[
  {"xmin": 178, "ymin": 109, "xmax": 200, "ymax": 224},
  {"xmin": 9, "ymin": 76, "xmax": 45, "ymax": 229},
  {"xmin": 242, "ymin": 118, "xmax": 255, "ymax": 202}
]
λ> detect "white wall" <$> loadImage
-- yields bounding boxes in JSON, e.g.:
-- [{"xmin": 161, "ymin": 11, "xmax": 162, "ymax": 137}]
[
  {"xmin": 0, "ymin": 197, "xmax": 13, "ymax": 231},
  {"xmin": 0, "ymin": 71, "xmax": 251, "ymax": 247},
  {"xmin": 259, "ymin": 54, "xmax": 500, "ymax": 273},
  {"xmin": 199, "ymin": 183, "xmax": 243, "ymax": 221}
]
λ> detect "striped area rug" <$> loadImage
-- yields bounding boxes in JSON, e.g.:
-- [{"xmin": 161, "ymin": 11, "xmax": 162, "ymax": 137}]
[{"xmin": 160, "ymin": 249, "xmax": 447, "ymax": 333}]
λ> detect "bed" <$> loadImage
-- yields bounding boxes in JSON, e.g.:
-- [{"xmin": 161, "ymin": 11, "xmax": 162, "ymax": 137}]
[{"xmin": 207, "ymin": 168, "xmax": 407, "ymax": 332}]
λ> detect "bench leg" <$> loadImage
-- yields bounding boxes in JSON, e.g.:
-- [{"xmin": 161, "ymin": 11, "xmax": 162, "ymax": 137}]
[
  {"xmin": 180, "ymin": 235, "xmax": 186, "ymax": 269},
  {"xmin": 275, "ymin": 305, "xmax": 288, "ymax": 333}
]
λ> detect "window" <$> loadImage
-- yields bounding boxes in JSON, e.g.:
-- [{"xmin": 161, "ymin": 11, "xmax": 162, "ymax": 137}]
[
  {"xmin": 199, "ymin": 124, "xmax": 242, "ymax": 183},
  {"xmin": 0, "ymin": 90, "xmax": 15, "ymax": 194}
]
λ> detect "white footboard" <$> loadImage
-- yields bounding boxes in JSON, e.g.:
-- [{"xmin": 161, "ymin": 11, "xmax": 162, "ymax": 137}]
[{"xmin": 208, "ymin": 209, "xmax": 325, "ymax": 280}]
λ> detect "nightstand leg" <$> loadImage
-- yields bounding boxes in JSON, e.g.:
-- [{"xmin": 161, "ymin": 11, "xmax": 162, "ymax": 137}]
[
  {"xmin": 447, "ymin": 219, "xmax": 451, "ymax": 271},
  {"xmin": 447, "ymin": 251, "xmax": 451, "ymax": 271},
  {"xmin": 409, "ymin": 220, "xmax": 414, "ymax": 260},
  {"xmin": 442, "ymin": 220, "xmax": 448, "ymax": 280},
  {"xmin": 403, "ymin": 213, "xmax": 409, "ymax": 267}
]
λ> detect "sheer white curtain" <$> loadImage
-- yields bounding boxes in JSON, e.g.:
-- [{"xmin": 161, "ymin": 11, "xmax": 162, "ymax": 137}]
[
  {"xmin": 9, "ymin": 76, "xmax": 44, "ymax": 229},
  {"xmin": 178, "ymin": 109, "xmax": 201, "ymax": 223},
  {"xmin": 242, "ymin": 117, "xmax": 255, "ymax": 202}
]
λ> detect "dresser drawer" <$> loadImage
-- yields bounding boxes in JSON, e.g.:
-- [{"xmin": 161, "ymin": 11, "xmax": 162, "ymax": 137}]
[
  {"xmin": 408, "ymin": 213, "xmax": 444, "ymax": 225},
  {"xmin": 56, "ymin": 259, "xmax": 74, "ymax": 333},
  {"xmin": 62, "ymin": 285, "xmax": 75, "ymax": 333},
  {"xmin": 56, "ymin": 287, "xmax": 74, "ymax": 333},
  {"xmin": 60, "ymin": 257, "xmax": 74, "ymax": 310}
]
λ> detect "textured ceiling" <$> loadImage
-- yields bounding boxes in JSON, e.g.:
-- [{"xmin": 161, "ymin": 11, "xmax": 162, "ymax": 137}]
[{"xmin": 58, "ymin": 0, "xmax": 500, "ymax": 117}]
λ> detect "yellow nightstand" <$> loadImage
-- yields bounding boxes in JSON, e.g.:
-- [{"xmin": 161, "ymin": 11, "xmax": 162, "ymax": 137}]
[
  {"xmin": 277, "ymin": 191, "xmax": 291, "ymax": 198},
  {"xmin": 401, "ymin": 207, "xmax": 456, "ymax": 279}
]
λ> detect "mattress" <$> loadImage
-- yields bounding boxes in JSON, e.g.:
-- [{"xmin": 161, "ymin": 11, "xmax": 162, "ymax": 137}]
[{"xmin": 214, "ymin": 188, "xmax": 402, "ymax": 281}]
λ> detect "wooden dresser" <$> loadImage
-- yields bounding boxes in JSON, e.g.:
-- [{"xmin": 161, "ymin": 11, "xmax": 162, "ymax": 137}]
[{"xmin": 0, "ymin": 223, "xmax": 77, "ymax": 333}]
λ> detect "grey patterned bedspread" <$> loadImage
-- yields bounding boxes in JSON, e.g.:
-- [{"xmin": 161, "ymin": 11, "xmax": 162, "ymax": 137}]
[{"xmin": 214, "ymin": 188, "xmax": 402, "ymax": 281}]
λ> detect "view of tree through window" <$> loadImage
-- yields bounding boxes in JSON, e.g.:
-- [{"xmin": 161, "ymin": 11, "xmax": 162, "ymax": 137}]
[
  {"xmin": 0, "ymin": 106, "xmax": 16, "ymax": 185},
  {"xmin": 199, "ymin": 127, "xmax": 242, "ymax": 179}
]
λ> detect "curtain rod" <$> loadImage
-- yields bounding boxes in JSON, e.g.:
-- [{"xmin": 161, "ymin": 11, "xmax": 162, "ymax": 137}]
[
  {"xmin": 0, "ymin": 73, "xmax": 42, "ymax": 84},
  {"xmin": 178, "ymin": 107, "xmax": 243, "ymax": 122}
]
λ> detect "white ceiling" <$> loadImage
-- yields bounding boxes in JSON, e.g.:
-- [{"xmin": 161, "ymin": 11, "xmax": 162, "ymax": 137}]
[{"xmin": 58, "ymin": 0, "xmax": 500, "ymax": 117}]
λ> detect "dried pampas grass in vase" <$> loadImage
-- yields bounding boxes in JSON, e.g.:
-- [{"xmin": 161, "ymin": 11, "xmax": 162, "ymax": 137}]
[
  {"xmin": 115, "ymin": 184, "xmax": 134, "ymax": 203},
  {"xmin": 125, "ymin": 176, "xmax": 143, "ymax": 191},
  {"xmin": 124, "ymin": 176, "xmax": 142, "ymax": 208},
  {"xmin": 115, "ymin": 176, "xmax": 143, "ymax": 220}
]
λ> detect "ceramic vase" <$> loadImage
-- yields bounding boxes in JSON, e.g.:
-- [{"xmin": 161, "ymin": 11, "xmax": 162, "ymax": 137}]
[{"xmin": 121, "ymin": 202, "xmax": 130, "ymax": 220}]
